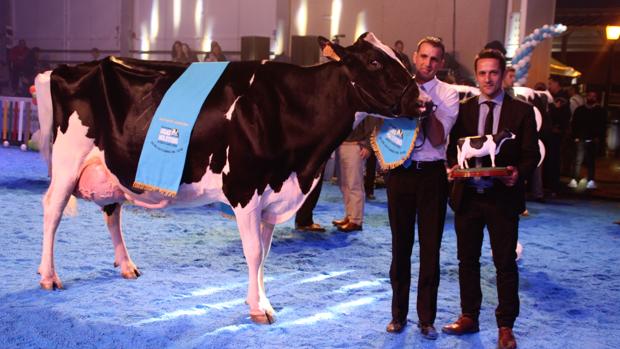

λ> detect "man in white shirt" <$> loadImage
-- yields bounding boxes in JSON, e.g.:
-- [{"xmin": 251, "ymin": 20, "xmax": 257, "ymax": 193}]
[{"xmin": 385, "ymin": 36, "xmax": 459, "ymax": 340}]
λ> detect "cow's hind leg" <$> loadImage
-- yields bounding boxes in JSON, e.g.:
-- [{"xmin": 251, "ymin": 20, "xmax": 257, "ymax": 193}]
[
  {"xmin": 236, "ymin": 208, "xmax": 275, "ymax": 324},
  {"xmin": 39, "ymin": 176, "xmax": 76, "ymax": 290},
  {"xmin": 257, "ymin": 222, "xmax": 276, "ymax": 321},
  {"xmin": 38, "ymin": 112, "xmax": 95, "ymax": 290},
  {"xmin": 103, "ymin": 203, "xmax": 141, "ymax": 279}
]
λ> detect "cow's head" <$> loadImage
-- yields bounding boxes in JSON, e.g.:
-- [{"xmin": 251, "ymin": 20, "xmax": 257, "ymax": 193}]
[
  {"xmin": 492, "ymin": 129, "xmax": 516, "ymax": 144},
  {"xmin": 318, "ymin": 32, "xmax": 422, "ymax": 118}
]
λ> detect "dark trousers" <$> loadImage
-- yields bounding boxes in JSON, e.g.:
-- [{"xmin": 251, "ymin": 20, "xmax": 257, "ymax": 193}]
[
  {"xmin": 386, "ymin": 161, "xmax": 447, "ymax": 325},
  {"xmin": 543, "ymin": 132, "xmax": 562, "ymax": 193},
  {"xmin": 364, "ymin": 153, "xmax": 377, "ymax": 196},
  {"xmin": 573, "ymin": 140, "xmax": 596, "ymax": 180},
  {"xmin": 295, "ymin": 173, "xmax": 324, "ymax": 226},
  {"xmin": 454, "ymin": 190, "xmax": 520, "ymax": 328}
]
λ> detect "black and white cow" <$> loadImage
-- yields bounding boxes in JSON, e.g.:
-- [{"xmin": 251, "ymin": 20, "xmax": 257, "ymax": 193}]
[
  {"xmin": 456, "ymin": 129, "xmax": 516, "ymax": 169},
  {"xmin": 34, "ymin": 33, "xmax": 422, "ymax": 324}
]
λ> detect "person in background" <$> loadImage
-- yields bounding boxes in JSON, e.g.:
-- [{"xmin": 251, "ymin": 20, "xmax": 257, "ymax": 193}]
[
  {"xmin": 385, "ymin": 36, "xmax": 459, "ymax": 340},
  {"xmin": 567, "ymin": 85, "xmax": 585, "ymax": 117},
  {"xmin": 503, "ymin": 66, "xmax": 516, "ymax": 97},
  {"xmin": 544, "ymin": 76, "xmax": 570, "ymax": 196},
  {"xmin": 205, "ymin": 41, "xmax": 227, "ymax": 62},
  {"xmin": 393, "ymin": 40, "xmax": 413, "ymax": 74},
  {"xmin": 567, "ymin": 91, "xmax": 606, "ymax": 189},
  {"xmin": 444, "ymin": 48, "xmax": 539, "ymax": 349},
  {"xmin": 332, "ymin": 117, "xmax": 378, "ymax": 232},
  {"xmin": 294, "ymin": 171, "xmax": 326, "ymax": 232},
  {"xmin": 181, "ymin": 43, "xmax": 199, "ymax": 63},
  {"xmin": 171, "ymin": 41, "xmax": 184, "ymax": 62},
  {"xmin": 364, "ymin": 151, "xmax": 377, "ymax": 200},
  {"xmin": 9, "ymin": 39, "xmax": 30, "ymax": 94},
  {"xmin": 91, "ymin": 47, "xmax": 101, "ymax": 61}
]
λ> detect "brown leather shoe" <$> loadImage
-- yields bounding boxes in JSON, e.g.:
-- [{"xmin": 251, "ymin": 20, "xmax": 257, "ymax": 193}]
[
  {"xmin": 386, "ymin": 319, "xmax": 407, "ymax": 333},
  {"xmin": 332, "ymin": 217, "xmax": 349, "ymax": 226},
  {"xmin": 498, "ymin": 327, "xmax": 517, "ymax": 349},
  {"xmin": 295, "ymin": 223, "xmax": 326, "ymax": 232},
  {"xmin": 337, "ymin": 222, "xmax": 362, "ymax": 232},
  {"xmin": 442, "ymin": 315, "xmax": 479, "ymax": 335}
]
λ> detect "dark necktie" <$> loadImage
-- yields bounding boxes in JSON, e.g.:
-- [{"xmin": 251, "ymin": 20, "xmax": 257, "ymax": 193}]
[{"xmin": 483, "ymin": 101, "xmax": 495, "ymax": 135}]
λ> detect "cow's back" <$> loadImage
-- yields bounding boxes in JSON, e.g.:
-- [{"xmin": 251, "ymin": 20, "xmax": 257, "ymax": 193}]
[{"xmin": 50, "ymin": 57, "xmax": 261, "ymax": 191}]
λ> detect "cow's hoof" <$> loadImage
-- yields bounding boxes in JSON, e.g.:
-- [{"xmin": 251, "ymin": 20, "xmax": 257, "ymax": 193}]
[
  {"xmin": 40, "ymin": 279, "xmax": 63, "ymax": 290},
  {"xmin": 250, "ymin": 312, "xmax": 276, "ymax": 325},
  {"xmin": 121, "ymin": 267, "xmax": 141, "ymax": 279}
]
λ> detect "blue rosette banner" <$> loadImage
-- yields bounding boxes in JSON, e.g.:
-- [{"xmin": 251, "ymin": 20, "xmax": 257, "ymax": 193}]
[{"xmin": 370, "ymin": 117, "xmax": 420, "ymax": 170}]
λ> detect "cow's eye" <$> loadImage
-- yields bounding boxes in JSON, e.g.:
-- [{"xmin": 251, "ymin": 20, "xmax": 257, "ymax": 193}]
[{"xmin": 368, "ymin": 60, "xmax": 382, "ymax": 70}]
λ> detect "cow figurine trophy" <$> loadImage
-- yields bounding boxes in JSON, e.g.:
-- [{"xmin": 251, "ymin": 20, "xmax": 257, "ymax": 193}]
[{"xmin": 452, "ymin": 129, "xmax": 516, "ymax": 178}]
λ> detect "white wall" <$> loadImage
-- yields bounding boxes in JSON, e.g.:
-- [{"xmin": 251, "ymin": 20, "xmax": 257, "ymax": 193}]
[
  {"xmin": 13, "ymin": 0, "xmax": 121, "ymax": 62},
  {"xmin": 12, "ymin": 0, "xmax": 277, "ymax": 62}
]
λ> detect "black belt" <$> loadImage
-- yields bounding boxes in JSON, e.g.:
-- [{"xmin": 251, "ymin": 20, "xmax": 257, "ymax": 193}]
[{"xmin": 401, "ymin": 160, "xmax": 445, "ymax": 171}]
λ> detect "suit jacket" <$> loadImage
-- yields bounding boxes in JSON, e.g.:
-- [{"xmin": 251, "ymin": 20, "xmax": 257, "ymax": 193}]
[{"xmin": 447, "ymin": 93, "xmax": 540, "ymax": 215}]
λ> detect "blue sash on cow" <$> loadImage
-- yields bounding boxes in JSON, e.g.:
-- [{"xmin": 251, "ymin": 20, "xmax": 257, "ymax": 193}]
[
  {"xmin": 133, "ymin": 62, "xmax": 229, "ymax": 196},
  {"xmin": 371, "ymin": 118, "xmax": 420, "ymax": 169}
]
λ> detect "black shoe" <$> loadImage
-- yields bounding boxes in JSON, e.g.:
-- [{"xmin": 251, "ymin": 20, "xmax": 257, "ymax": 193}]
[
  {"xmin": 366, "ymin": 194, "xmax": 376, "ymax": 200},
  {"xmin": 386, "ymin": 319, "xmax": 407, "ymax": 333},
  {"xmin": 418, "ymin": 323, "xmax": 438, "ymax": 340},
  {"xmin": 295, "ymin": 223, "xmax": 326, "ymax": 232}
]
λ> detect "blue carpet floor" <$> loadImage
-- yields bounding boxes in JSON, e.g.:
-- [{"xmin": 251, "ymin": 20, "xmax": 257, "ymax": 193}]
[{"xmin": 1, "ymin": 146, "xmax": 619, "ymax": 348}]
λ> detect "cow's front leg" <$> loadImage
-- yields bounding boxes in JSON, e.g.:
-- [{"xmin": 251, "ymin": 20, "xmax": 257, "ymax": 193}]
[
  {"xmin": 236, "ymin": 207, "xmax": 275, "ymax": 324},
  {"xmin": 103, "ymin": 203, "xmax": 141, "ymax": 279},
  {"xmin": 257, "ymin": 222, "xmax": 276, "ymax": 318},
  {"xmin": 490, "ymin": 145, "xmax": 496, "ymax": 167}
]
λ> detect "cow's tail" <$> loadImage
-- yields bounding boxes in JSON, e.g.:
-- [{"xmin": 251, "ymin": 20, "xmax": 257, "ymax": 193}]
[{"xmin": 34, "ymin": 71, "xmax": 53, "ymax": 171}]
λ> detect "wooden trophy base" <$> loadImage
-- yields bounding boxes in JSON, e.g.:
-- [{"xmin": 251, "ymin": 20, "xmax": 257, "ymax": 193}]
[{"xmin": 451, "ymin": 166, "xmax": 512, "ymax": 179}]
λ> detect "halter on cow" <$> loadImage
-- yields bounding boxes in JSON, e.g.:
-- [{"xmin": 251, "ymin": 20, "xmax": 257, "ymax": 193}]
[{"xmin": 34, "ymin": 32, "xmax": 422, "ymax": 324}]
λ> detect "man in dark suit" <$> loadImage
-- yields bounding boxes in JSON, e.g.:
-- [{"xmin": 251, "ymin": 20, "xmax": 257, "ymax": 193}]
[{"xmin": 443, "ymin": 49, "xmax": 540, "ymax": 349}]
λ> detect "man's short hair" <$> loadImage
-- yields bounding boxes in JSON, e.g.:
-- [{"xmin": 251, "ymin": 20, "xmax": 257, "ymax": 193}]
[
  {"xmin": 474, "ymin": 48, "xmax": 506, "ymax": 73},
  {"xmin": 506, "ymin": 66, "xmax": 516, "ymax": 73},
  {"xmin": 394, "ymin": 40, "xmax": 404, "ymax": 46},
  {"xmin": 416, "ymin": 36, "xmax": 445, "ymax": 58}
]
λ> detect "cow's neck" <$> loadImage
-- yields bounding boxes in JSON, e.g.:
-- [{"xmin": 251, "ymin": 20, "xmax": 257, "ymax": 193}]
[{"xmin": 257, "ymin": 62, "xmax": 361, "ymax": 189}]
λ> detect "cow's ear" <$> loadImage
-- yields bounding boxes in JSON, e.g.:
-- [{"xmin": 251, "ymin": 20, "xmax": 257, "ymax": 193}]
[{"xmin": 318, "ymin": 36, "xmax": 346, "ymax": 62}]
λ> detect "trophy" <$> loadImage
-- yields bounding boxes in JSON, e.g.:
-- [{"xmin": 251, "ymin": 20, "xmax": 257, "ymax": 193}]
[{"xmin": 451, "ymin": 129, "xmax": 515, "ymax": 178}]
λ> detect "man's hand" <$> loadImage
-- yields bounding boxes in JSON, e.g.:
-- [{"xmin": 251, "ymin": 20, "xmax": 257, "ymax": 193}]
[
  {"xmin": 360, "ymin": 147, "xmax": 371, "ymax": 160},
  {"xmin": 446, "ymin": 164, "xmax": 459, "ymax": 182},
  {"xmin": 499, "ymin": 165, "xmax": 518, "ymax": 187}
]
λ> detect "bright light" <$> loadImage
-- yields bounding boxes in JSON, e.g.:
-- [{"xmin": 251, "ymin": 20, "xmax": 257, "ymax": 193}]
[
  {"xmin": 195, "ymin": 0, "xmax": 203, "ymax": 38},
  {"xmin": 607, "ymin": 25, "xmax": 620, "ymax": 40},
  {"xmin": 173, "ymin": 0, "xmax": 181, "ymax": 36},
  {"xmin": 354, "ymin": 11, "xmax": 367, "ymax": 40},
  {"xmin": 330, "ymin": 0, "xmax": 342, "ymax": 39},
  {"xmin": 274, "ymin": 19, "xmax": 285, "ymax": 55},
  {"xmin": 150, "ymin": 0, "xmax": 159, "ymax": 41},
  {"xmin": 298, "ymin": 270, "xmax": 353, "ymax": 284},
  {"xmin": 295, "ymin": 0, "xmax": 308, "ymax": 36},
  {"xmin": 140, "ymin": 23, "xmax": 150, "ymax": 60},
  {"xmin": 201, "ymin": 19, "xmax": 214, "ymax": 53}
]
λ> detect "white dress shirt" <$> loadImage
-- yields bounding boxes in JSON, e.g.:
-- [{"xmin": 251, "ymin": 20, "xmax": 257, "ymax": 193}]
[{"xmin": 411, "ymin": 76, "xmax": 459, "ymax": 161}]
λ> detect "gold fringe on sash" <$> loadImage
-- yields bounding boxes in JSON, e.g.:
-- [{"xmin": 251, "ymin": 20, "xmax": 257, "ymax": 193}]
[
  {"xmin": 132, "ymin": 181, "xmax": 178, "ymax": 197},
  {"xmin": 370, "ymin": 119, "xmax": 420, "ymax": 170}
]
